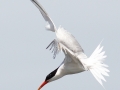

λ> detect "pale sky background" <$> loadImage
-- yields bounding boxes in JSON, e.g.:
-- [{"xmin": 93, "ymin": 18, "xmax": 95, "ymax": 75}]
[{"xmin": 0, "ymin": 0, "xmax": 120, "ymax": 90}]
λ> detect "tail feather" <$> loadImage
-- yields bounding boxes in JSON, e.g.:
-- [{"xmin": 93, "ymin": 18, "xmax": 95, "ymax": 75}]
[{"xmin": 87, "ymin": 42, "xmax": 109, "ymax": 88}]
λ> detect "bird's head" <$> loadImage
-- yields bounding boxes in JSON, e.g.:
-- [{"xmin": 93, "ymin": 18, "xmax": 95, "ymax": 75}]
[{"xmin": 38, "ymin": 68, "xmax": 61, "ymax": 90}]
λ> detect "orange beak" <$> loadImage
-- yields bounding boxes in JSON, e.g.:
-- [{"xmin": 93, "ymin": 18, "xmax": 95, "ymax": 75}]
[{"xmin": 38, "ymin": 81, "xmax": 48, "ymax": 90}]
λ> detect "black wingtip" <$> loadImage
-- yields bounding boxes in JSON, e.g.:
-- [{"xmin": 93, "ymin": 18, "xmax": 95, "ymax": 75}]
[
  {"xmin": 46, "ymin": 40, "xmax": 54, "ymax": 49},
  {"xmin": 31, "ymin": 0, "xmax": 35, "ymax": 1}
]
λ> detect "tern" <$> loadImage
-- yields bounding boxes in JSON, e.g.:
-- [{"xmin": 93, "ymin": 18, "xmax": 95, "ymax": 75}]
[{"xmin": 31, "ymin": 0, "xmax": 109, "ymax": 90}]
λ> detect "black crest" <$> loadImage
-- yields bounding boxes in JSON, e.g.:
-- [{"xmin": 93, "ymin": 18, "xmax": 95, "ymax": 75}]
[{"xmin": 45, "ymin": 68, "xmax": 58, "ymax": 81}]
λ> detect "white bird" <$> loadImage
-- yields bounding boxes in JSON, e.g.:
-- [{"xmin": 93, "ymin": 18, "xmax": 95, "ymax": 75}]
[{"xmin": 31, "ymin": 0, "xmax": 109, "ymax": 90}]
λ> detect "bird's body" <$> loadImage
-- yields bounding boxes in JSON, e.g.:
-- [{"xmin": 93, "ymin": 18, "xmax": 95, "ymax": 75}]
[
  {"xmin": 61, "ymin": 52, "xmax": 86, "ymax": 74},
  {"xmin": 31, "ymin": 0, "xmax": 109, "ymax": 90}
]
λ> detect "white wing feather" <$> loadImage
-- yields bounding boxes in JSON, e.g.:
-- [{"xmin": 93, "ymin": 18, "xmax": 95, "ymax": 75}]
[{"xmin": 31, "ymin": 0, "xmax": 57, "ymax": 32}]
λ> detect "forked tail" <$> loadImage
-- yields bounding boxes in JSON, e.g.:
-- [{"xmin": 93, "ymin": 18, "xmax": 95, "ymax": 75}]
[{"xmin": 87, "ymin": 42, "xmax": 109, "ymax": 88}]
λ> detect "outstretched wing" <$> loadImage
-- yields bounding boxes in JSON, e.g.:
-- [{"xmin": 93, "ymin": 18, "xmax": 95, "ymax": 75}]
[
  {"xmin": 31, "ymin": 0, "xmax": 57, "ymax": 32},
  {"xmin": 31, "ymin": 0, "xmax": 86, "ymax": 60}
]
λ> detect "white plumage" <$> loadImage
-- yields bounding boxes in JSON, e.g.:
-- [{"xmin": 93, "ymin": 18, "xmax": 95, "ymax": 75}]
[{"xmin": 31, "ymin": 0, "xmax": 109, "ymax": 90}]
